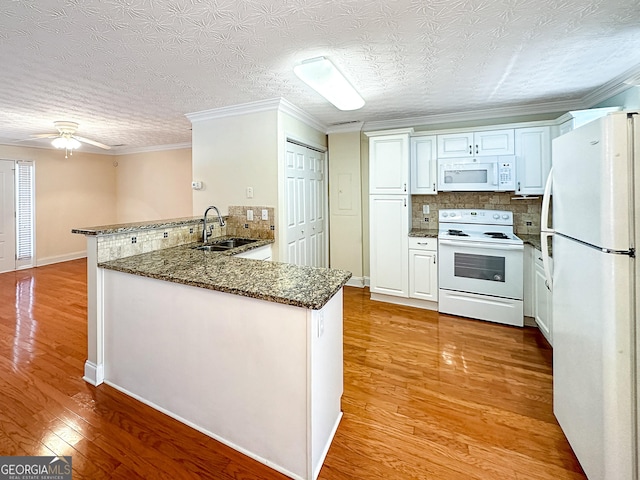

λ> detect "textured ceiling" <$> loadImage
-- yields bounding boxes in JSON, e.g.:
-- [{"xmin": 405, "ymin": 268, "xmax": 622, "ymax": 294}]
[{"xmin": 1, "ymin": 0, "xmax": 640, "ymax": 152}]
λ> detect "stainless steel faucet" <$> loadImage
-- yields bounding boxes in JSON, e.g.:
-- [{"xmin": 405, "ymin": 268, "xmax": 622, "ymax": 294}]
[{"xmin": 202, "ymin": 205, "xmax": 226, "ymax": 243}]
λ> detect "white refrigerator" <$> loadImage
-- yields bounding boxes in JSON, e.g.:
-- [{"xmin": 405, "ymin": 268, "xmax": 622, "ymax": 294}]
[{"xmin": 541, "ymin": 111, "xmax": 638, "ymax": 480}]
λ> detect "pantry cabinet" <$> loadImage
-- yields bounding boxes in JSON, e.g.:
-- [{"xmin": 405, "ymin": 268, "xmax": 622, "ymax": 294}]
[
  {"xmin": 369, "ymin": 194, "xmax": 409, "ymax": 297},
  {"xmin": 410, "ymin": 135, "xmax": 437, "ymax": 194},
  {"xmin": 514, "ymin": 127, "xmax": 551, "ymax": 195},
  {"xmin": 437, "ymin": 129, "xmax": 514, "ymax": 158},
  {"xmin": 408, "ymin": 237, "xmax": 438, "ymax": 301}
]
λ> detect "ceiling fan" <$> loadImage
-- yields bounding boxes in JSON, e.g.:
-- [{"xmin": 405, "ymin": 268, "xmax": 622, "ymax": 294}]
[{"xmin": 31, "ymin": 121, "xmax": 111, "ymax": 158}]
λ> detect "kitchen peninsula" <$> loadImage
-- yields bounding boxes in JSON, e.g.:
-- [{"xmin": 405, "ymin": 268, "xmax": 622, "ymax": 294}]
[{"xmin": 73, "ymin": 217, "xmax": 351, "ymax": 480}]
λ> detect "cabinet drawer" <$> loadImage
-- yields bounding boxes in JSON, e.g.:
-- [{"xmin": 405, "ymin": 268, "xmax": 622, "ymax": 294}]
[{"xmin": 408, "ymin": 237, "xmax": 437, "ymax": 250}]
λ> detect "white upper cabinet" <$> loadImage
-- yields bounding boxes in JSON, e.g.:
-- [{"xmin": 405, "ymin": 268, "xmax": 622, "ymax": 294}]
[
  {"xmin": 514, "ymin": 126, "xmax": 551, "ymax": 195},
  {"xmin": 437, "ymin": 129, "xmax": 514, "ymax": 158},
  {"xmin": 410, "ymin": 135, "xmax": 437, "ymax": 195},
  {"xmin": 369, "ymin": 133, "xmax": 409, "ymax": 194}
]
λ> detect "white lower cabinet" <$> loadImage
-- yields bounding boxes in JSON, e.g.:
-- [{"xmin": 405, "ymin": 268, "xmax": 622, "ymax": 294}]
[
  {"xmin": 369, "ymin": 194, "xmax": 409, "ymax": 297},
  {"xmin": 533, "ymin": 249, "xmax": 553, "ymax": 345},
  {"xmin": 408, "ymin": 238, "xmax": 438, "ymax": 302}
]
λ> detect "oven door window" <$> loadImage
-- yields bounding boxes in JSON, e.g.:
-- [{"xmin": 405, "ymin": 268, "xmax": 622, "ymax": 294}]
[{"xmin": 454, "ymin": 253, "xmax": 505, "ymax": 282}]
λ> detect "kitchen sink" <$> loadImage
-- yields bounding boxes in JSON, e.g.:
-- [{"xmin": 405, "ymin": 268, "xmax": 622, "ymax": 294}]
[{"xmin": 193, "ymin": 238, "xmax": 258, "ymax": 252}]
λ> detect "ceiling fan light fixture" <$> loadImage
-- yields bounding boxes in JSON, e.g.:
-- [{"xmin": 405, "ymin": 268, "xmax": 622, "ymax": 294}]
[
  {"xmin": 294, "ymin": 57, "xmax": 365, "ymax": 111},
  {"xmin": 51, "ymin": 136, "xmax": 81, "ymax": 150}
]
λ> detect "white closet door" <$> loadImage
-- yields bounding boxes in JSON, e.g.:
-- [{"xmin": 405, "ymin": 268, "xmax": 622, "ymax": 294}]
[
  {"xmin": 285, "ymin": 142, "xmax": 327, "ymax": 268},
  {"xmin": 0, "ymin": 160, "xmax": 16, "ymax": 273}
]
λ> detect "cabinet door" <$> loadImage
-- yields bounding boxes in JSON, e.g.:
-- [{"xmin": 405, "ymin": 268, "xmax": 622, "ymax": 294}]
[
  {"xmin": 515, "ymin": 127, "xmax": 551, "ymax": 195},
  {"xmin": 437, "ymin": 132, "xmax": 474, "ymax": 158},
  {"xmin": 534, "ymin": 262, "xmax": 552, "ymax": 345},
  {"xmin": 523, "ymin": 245, "xmax": 535, "ymax": 317},
  {"xmin": 474, "ymin": 129, "xmax": 514, "ymax": 156},
  {"xmin": 409, "ymin": 249, "xmax": 438, "ymax": 301},
  {"xmin": 410, "ymin": 136, "xmax": 437, "ymax": 194},
  {"xmin": 369, "ymin": 134, "xmax": 409, "ymax": 194},
  {"xmin": 369, "ymin": 195, "xmax": 409, "ymax": 297}
]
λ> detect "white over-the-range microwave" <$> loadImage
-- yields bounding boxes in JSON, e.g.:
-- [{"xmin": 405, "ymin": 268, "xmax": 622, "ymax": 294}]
[{"xmin": 438, "ymin": 156, "xmax": 516, "ymax": 192}]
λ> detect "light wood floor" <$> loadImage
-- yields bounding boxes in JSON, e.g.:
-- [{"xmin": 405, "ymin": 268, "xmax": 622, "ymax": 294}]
[{"xmin": 0, "ymin": 259, "xmax": 585, "ymax": 479}]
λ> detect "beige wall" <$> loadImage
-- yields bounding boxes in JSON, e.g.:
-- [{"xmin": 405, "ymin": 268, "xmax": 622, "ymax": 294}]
[
  {"xmin": 191, "ymin": 110, "xmax": 279, "ymax": 217},
  {"xmin": 0, "ymin": 145, "xmax": 118, "ymax": 265},
  {"xmin": 327, "ymin": 131, "xmax": 363, "ymax": 280},
  {"xmin": 115, "ymin": 148, "xmax": 192, "ymax": 223}
]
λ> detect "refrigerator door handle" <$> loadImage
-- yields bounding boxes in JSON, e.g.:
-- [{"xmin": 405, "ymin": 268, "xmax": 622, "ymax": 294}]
[{"xmin": 540, "ymin": 167, "xmax": 554, "ymax": 291}]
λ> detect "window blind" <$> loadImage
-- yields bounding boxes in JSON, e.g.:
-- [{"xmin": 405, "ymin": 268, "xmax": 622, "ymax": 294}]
[{"xmin": 16, "ymin": 161, "xmax": 33, "ymax": 263}]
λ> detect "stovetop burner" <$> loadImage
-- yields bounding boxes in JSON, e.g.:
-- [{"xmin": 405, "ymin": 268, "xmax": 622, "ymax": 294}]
[
  {"xmin": 447, "ymin": 229, "xmax": 469, "ymax": 237},
  {"xmin": 484, "ymin": 232, "xmax": 510, "ymax": 239}
]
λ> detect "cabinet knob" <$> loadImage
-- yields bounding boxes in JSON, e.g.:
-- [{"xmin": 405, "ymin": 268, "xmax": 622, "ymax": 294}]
[
  {"xmin": 475, "ymin": 144, "xmax": 479, "ymax": 154},
  {"xmin": 432, "ymin": 182, "xmax": 436, "ymax": 192},
  {"xmin": 469, "ymin": 145, "xmax": 472, "ymax": 155},
  {"xmin": 433, "ymin": 255, "xmax": 436, "ymax": 264},
  {"xmin": 404, "ymin": 198, "xmax": 407, "ymax": 207},
  {"xmin": 403, "ymin": 183, "xmax": 407, "ymax": 192},
  {"xmin": 517, "ymin": 181, "xmax": 521, "ymax": 192}
]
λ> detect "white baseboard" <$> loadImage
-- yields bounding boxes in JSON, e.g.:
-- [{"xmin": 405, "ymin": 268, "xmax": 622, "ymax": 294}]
[
  {"xmin": 363, "ymin": 276, "xmax": 370, "ymax": 287},
  {"xmin": 83, "ymin": 361, "xmax": 104, "ymax": 386},
  {"xmin": 37, "ymin": 251, "xmax": 87, "ymax": 267},
  {"xmin": 346, "ymin": 276, "xmax": 365, "ymax": 288}
]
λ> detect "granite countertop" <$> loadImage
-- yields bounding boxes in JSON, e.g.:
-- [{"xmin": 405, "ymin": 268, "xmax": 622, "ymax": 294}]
[
  {"xmin": 409, "ymin": 229, "xmax": 438, "ymax": 238},
  {"xmin": 98, "ymin": 240, "xmax": 352, "ymax": 310},
  {"xmin": 72, "ymin": 216, "xmax": 203, "ymax": 235},
  {"xmin": 519, "ymin": 233, "xmax": 552, "ymax": 257}
]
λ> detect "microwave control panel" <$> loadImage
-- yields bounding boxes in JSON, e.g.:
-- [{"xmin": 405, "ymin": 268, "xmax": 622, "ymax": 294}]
[{"xmin": 499, "ymin": 162, "xmax": 515, "ymax": 190}]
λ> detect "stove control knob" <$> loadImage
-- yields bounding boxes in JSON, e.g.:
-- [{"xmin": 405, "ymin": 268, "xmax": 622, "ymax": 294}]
[
  {"xmin": 493, "ymin": 214, "xmax": 500, "ymax": 219},
  {"xmin": 442, "ymin": 212, "xmax": 448, "ymax": 217},
  {"xmin": 502, "ymin": 214, "xmax": 509, "ymax": 220}
]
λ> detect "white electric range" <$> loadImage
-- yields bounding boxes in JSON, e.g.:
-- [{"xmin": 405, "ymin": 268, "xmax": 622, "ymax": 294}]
[{"xmin": 437, "ymin": 209, "xmax": 524, "ymax": 327}]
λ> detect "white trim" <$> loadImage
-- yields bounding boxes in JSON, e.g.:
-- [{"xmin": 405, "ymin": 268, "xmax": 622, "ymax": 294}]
[
  {"xmin": 365, "ymin": 127, "xmax": 415, "ymax": 137},
  {"xmin": 364, "ymin": 276, "xmax": 370, "ymax": 287},
  {"xmin": 277, "ymin": 98, "xmax": 328, "ymax": 133},
  {"xmin": 345, "ymin": 276, "xmax": 365, "ymax": 288},
  {"xmin": 312, "ymin": 413, "xmax": 342, "ymax": 480},
  {"xmin": 363, "ymin": 100, "xmax": 578, "ymax": 131},
  {"xmin": 186, "ymin": 97, "xmax": 328, "ymax": 134},
  {"xmin": 36, "ymin": 250, "xmax": 86, "ymax": 266},
  {"xmin": 286, "ymin": 135, "xmax": 327, "ymax": 153},
  {"xmin": 583, "ymin": 64, "xmax": 640, "ymax": 106},
  {"xmin": 326, "ymin": 122, "xmax": 363, "ymax": 134},
  {"xmin": 83, "ymin": 361, "xmax": 104, "ymax": 386},
  {"xmin": 113, "ymin": 142, "xmax": 191, "ymax": 155}
]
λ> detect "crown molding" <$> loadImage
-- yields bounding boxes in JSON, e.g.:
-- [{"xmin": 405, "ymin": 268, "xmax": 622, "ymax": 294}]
[
  {"xmin": 581, "ymin": 63, "xmax": 640, "ymax": 107},
  {"xmin": 362, "ymin": 99, "xmax": 580, "ymax": 131},
  {"xmin": 326, "ymin": 122, "xmax": 364, "ymax": 134},
  {"xmin": 185, "ymin": 97, "xmax": 327, "ymax": 134},
  {"xmin": 277, "ymin": 97, "xmax": 328, "ymax": 133},
  {"xmin": 113, "ymin": 142, "xmax": 192, "ymax": 155}
]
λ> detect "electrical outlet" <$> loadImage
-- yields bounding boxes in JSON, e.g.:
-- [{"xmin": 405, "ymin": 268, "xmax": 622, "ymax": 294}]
[
  {"xmin": 247, "ymin": 209, "xmax": 254, "ymax": 221},
  {"xmin": 261, "ymin": 209, "xmax": 268, "ymax": 220},
  {"xmin": 526, "ymin": 221, "xmax": 532, "ymax": 226},
  {"xmin": 422, "ymin": 205, "xmax": 430, "ymax": 214},
  {"xmin": 424, "ymin": 217, "xmax": 429, "ymax": 222}
]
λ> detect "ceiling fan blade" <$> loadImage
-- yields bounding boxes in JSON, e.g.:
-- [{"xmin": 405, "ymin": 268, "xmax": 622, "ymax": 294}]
[
  {"xmin": 30, "ymin": 133, "xmax": 58, "ymax": 139},
  {"xmin": 73, "ymin": 135, "xmax": 111, "ymax": 150}
]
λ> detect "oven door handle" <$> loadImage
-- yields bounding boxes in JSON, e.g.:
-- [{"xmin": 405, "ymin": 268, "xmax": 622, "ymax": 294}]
[{"xmin": 438, "ymin": 239, "xmax": 524, "ymax": 251}]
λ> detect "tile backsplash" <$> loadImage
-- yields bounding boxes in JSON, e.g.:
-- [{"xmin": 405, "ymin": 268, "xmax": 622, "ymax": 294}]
[
  {"xmin": 412, "ymin": 192, "xmax": 543, "ymax": 235},
  {"xmin": 226, "ymin": 205, "xmax": 275, "ymax": 239}
]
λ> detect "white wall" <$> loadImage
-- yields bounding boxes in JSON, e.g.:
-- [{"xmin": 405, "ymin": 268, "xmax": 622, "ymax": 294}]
[
  {"xmin": 327, "ymin": 131, "xmax": 363, "ymax": 281},
  {"xmin": 0, "ymin": 144, "xmax": 118, "ymax": 265},
  {"xmin": 191, "ymin": 110, "xmax": 279, "ymax": 217}
]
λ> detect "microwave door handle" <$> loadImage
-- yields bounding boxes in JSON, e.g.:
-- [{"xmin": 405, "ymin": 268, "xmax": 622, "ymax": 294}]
[
  {"xmin": 493, "ymin": 164, "xmax": 499, "ymax": 186},
  {"xmin": 438, "ymin": 240, "xmax": 524, "ymax": 251}
]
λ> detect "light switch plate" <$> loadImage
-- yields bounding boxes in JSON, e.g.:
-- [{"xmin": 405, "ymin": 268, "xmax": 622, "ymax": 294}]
[
  {"xmin": 247, "ymin": 209, "xmax": 254, "ymax": 221},
  {"xmin": 422, "ymin": 205, "xmax": 430, "ymax": 214}
]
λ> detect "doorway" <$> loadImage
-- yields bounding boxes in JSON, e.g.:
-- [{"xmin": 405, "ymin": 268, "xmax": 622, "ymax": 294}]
[{"xmin": 284, "ymin": 141, "xmax": 328, "ymax": 267}]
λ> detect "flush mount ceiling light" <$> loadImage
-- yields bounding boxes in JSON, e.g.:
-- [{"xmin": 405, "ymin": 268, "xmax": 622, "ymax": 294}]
[{"xmin": 294, "ymin": 57, "xmax": 365, "ymax": 111}]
